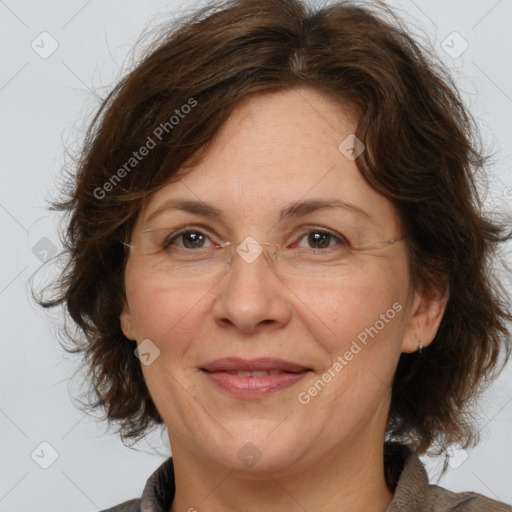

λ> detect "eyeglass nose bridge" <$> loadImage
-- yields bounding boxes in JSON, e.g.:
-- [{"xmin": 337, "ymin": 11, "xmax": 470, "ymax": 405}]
[{"xmin": 222, "ymin": 238, "xmax": 280, "ymax": 267}]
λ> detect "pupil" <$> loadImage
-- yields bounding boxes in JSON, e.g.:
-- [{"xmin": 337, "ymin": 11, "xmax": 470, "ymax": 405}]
[
  {"xmin": 183, "ymin": 232, "xmax": 204, "ymax": 249},
  {"xmin": 309, "ymin": 232, "xmax": 330, "ymax": 249}
]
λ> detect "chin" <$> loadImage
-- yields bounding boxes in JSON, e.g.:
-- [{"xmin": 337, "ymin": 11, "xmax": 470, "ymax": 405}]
[{"xmin": 205, "ymin": 428, "xmax": 309, "ymax": 476}]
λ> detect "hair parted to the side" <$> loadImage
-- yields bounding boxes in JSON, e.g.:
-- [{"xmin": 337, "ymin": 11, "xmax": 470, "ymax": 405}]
[{"xmin": 37, "ymin": 0, "xmax": 511, "ymax": 460}]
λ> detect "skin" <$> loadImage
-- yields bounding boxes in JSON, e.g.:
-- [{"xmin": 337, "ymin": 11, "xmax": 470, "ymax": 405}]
[{"xmin": 120, "ymin": 86, "xmax": 447, "ymax": 512}]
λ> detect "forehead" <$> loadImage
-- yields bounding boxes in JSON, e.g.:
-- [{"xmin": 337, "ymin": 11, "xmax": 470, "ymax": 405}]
[{"xmin": 138, "ymin": 87, "xmax": 400, "ymax": 232}]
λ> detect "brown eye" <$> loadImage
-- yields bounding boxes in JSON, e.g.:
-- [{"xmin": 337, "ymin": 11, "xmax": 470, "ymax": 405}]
[
  {"xmin": 165, "ymin": 230, "xmax": 211, "ymax": 250},
  {"xmin": 307, "ymin": 232, "xmax": 331, "ymax": 249},
  {"xmin": 296, "ymin": 230, "xmax": 349, "ymax": 250}
]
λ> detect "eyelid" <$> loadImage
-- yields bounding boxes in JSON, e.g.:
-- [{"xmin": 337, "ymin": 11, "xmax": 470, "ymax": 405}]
[
  {"xmin": 155, "ymin": 223, "xmax": 224, "ymax": 242},
  {"xmin": 143, "ymin": 217, "xmax": 232, "ymax": 239},
  {"xmin": 164, "ymin": 227, "xmax": 221, "ymax": 249},
  {"xmin": 285, "ymin": 225, "xmax": 350, "ymax": 247}
]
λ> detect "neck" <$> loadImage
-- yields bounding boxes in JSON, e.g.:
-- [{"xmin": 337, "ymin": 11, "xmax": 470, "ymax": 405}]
[{"xmin": 169, "ymin": 433, "xmax": 394, "ymax": 512}]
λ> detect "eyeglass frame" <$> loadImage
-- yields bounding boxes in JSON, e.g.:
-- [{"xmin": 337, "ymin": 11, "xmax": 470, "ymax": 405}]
[{"xmin": 122, "ymin": 232, "xmax": 406, "ymax": 279}]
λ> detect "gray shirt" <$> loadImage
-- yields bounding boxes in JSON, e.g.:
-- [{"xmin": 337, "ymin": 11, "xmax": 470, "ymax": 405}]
[{"xmin": 102, "ymin": 443, "xmax": 512, "ymax": 511}]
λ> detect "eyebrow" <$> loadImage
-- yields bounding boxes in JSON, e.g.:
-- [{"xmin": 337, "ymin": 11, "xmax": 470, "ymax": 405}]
[{"xmin": 145, "ymin": 198, "xmax": 374, "ymax": 224}]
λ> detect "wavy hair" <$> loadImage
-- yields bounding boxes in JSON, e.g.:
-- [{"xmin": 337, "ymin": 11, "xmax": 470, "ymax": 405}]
[{"xmin": 37, "ymin": 0, "xmax": 511, "ymax": 460}]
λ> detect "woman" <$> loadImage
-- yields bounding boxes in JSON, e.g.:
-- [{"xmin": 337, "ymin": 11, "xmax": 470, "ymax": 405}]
[{"xmin": 40, "ymin": 0, "xmax": 512, "ymax": 510}]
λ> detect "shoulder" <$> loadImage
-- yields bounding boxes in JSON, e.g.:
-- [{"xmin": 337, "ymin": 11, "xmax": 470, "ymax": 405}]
[
  {"xmin": 101, "ymin": 498, "xmax": 140, "ymax": 511},
  {"xmin": 100, "ymin": 457, "xmax": 175, "ymax": 512},
  {"xmin": 427, "ymin": 484, "xmax": 512, "ymax": 512},
  {"xmin": 385, "ymin": 443, "xmax": 512, "ymax": 512}
]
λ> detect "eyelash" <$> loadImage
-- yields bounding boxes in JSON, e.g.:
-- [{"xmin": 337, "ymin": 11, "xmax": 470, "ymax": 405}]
[{"xmin": 162, "ymin": 226, "xmax": 350, "ymax": 251}]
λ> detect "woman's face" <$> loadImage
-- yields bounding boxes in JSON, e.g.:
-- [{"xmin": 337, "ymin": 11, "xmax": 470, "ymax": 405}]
[{"xmin": 121, "ymin": 87, "xmax": 433, "ymax": 474}]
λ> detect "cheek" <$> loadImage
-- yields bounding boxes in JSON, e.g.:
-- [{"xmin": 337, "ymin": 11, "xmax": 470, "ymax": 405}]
[
  {"xmin": 298, "ymin": 260, "xmax": 409, "ymax": 356},
  {"xmin": 300, "ymin": 280, "xmax": 407, "ymax": 429},
  {"xmin": 126, "ymin": 278, "xmax": 209, "ymax": 406},
  {"xmin": 124, "ymin": 263, "xmax": 208, "ymax": 348}
]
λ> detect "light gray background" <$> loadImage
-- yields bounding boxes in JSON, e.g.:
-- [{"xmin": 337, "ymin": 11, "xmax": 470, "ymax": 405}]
[{"xmin": 1, "ymin": 1, "xmax": 511, "ymax": 510}]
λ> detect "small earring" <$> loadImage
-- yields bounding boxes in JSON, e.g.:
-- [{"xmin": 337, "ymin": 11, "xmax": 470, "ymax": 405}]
[{"xmin": 416, "ymin": 337, "xmax": 423, "ymax": 354}]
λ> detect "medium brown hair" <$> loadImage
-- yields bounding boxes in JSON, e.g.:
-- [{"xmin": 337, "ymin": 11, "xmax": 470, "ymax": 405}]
[{"xmin": 38, "ymin": 0, "xmax": 511, "ymax": 457}]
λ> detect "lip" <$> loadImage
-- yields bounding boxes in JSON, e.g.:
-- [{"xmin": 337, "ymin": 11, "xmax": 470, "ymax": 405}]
[
  {"xmin": 201, "ymin": 357, "xmax": 309, "ymax": 373},
  {"xmin": 201, "ymin": 358, "xmax": 312, "ymax": 399}
]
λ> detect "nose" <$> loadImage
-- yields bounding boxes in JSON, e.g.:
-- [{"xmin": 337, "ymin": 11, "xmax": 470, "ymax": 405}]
[{"xmin": 211, "ymin": 242, "xmax": 292, "ymax": 334}]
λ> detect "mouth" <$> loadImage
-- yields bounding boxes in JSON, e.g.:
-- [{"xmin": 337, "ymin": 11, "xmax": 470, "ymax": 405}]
[
  {"xmin": 201, "ymin": 358, "xmax": 312, "ymax": 399},
  {"xmin": 222, "ymin": 369, "xmax": 290, "ymax": 377}
]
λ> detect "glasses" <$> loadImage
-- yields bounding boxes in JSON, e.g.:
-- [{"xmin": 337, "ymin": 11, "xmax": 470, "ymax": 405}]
[{"xmin": 124, "ymin": 225, "xmax": 404, "ymax": 282}]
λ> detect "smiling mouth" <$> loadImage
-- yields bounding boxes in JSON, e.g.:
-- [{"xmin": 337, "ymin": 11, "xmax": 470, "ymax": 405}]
[{"xmin": 200, "ymin": 358, "xmax": 312, "ymax": 399}]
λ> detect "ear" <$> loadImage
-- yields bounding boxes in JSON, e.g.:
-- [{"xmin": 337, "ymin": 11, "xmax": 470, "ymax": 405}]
[
  {"xmin": 401, "ymin": 281, "xmax": 449, "ymax": 354},
  {"xmin": 120, "ymin": 298, "xmax": 137, "ymax": 341}
]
